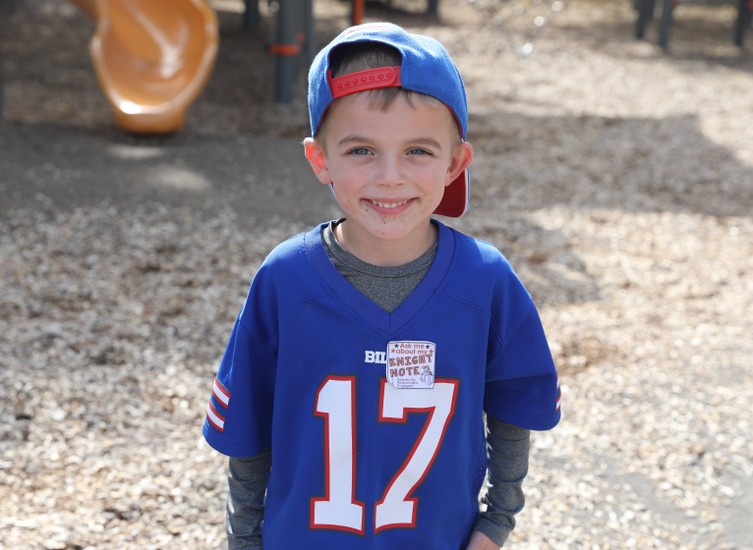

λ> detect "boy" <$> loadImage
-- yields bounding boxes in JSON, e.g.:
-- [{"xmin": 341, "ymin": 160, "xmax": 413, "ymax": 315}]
[{"xmin": 203, "ymin": 22, "xmax": 561, "ymax": 549}]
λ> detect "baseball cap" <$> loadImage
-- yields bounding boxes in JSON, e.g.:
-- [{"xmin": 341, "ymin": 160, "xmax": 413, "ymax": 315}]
[{"xmin": 308, "ymin": 22, "xmax": 470, "ymax": 217}]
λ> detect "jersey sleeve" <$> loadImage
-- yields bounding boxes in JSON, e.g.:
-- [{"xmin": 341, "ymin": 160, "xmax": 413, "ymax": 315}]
[
  {"xmin": 203, "ymin": 316, "xmax": 277, "ymax": 457},
  {"xmin": 203, "ymin": 262, "xmax": 281, "ymax": 457},
  {"xmin": 483, "ymin": 257, "xmax": 561, "ymax": 430}
]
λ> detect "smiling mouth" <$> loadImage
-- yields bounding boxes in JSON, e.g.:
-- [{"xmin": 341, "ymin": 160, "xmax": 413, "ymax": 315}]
[{"xmin": 369, "ymin": 199, "xmax": 410, "ymax": 210}]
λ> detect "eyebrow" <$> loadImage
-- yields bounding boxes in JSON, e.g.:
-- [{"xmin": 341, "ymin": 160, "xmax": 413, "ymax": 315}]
[{"xmin": 337, "ymin": 135, "xmax": 444, "ymax": 150}]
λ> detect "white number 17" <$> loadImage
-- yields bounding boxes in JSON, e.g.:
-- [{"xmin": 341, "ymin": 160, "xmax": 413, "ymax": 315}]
[{"xmin": 311, "ymin": 376, "xmax": 458, "ymax": 534}]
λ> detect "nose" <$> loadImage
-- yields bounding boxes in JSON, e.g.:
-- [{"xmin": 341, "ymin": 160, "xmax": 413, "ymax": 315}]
[{"xmin": 373, "ymin": 154, "xmax": 404, "ymax": 187}]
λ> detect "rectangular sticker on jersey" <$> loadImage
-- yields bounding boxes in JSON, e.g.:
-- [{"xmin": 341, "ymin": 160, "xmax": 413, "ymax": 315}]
[{"xmin": 386, "ymin": 341, "xmax": 436, "ymax": 389}]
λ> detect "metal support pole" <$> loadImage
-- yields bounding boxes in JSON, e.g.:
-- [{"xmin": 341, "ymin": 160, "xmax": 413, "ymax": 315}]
[
  {"xmin": 635, "ymin": 0, "xmax": 656, "ymax": 40},
  {"xmin": 273, "ymin": 0, "xmax": 303, "ymax": 103},
  {"xmin": 305, "ymin": 0, "xmax": 315, "ymax": 65},
  {"xmin": 658, "ymin": 0, "xmax": 673, "ymax": 51},
  {"xmin": 734, "ymin": 0, "xmax": 751, "ymax": 46},
  {"xmin": 243, "ymin": 0, "xmax": 260, "ymax": 32}
]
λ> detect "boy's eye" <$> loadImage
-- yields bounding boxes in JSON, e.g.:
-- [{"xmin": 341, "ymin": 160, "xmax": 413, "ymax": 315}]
[
  {"xmin": 408, "ymin": 148, "xmax": 432, "ymax": 156},
  {"xmin": 347, "ymin": 147, "xmax": 372, "ymax": 156}
]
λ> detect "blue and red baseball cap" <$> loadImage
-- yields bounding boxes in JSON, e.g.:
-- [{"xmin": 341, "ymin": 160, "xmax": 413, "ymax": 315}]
[{"xmin": 308, "ymin": 22, "xmax": 470, "ymax": 217}]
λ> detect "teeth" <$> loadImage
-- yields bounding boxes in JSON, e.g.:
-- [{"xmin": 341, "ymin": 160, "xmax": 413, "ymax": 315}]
[{"xmin": 372, "ymin": 199, "xmax": 408, "ymax": 209}]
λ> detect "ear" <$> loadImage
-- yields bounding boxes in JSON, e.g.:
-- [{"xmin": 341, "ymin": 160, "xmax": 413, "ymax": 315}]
[
  {"xmin": 303, "ymin": 137, "xmax": 332, "ymax": 185},
  {"xmin": 446, "ymin": 141, "xmax": 474, "ymax": 187}
]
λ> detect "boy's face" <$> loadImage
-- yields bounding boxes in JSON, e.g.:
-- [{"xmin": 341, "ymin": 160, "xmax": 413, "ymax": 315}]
[{"xmin": 304, "ymin": 92, "xmax": 473, "ymax": 265}]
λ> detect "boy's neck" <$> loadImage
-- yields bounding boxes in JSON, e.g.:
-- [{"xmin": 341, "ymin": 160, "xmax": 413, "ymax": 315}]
[{"xmin": 334, "ymin": 219, "xmax": 438, "ymax": 267}]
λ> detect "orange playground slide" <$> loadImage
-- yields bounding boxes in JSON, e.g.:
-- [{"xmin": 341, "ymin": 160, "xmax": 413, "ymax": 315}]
[{"xmin": 69, "ymin": 0, "xmax": 219, "ymax": 134}]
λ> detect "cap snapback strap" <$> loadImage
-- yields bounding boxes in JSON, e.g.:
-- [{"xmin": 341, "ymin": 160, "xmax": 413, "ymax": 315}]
[{"xmin": 328, "ymin": 67, "xmax": 402, "ymax": 99}]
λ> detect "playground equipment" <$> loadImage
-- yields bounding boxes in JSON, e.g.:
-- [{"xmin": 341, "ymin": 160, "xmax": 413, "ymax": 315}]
[
  {"xmin": 69, "ymin": 0, "xmax": 219, "ymax": 134},
  {"xmin": 241, "ymin": 0, "xmax": 439, "ymax": 103},
  {"xmin": 635, "ymin": 0, "xmax": 751, "ymax": 51}
]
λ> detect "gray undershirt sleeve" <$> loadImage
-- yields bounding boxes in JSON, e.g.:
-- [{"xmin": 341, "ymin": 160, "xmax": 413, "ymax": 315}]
[
  {"xmin": 227, "ymin": 452, "xmax": 270, "ymax": 550},
  {"xmin": 473, "ymin": 416, "xmax": 531, "ymax": 547}
]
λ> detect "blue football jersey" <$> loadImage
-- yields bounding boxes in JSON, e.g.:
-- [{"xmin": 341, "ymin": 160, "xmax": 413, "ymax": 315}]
[{"xmin": 203, "ymin": 221, "xmax": 560, "ymax": 549}]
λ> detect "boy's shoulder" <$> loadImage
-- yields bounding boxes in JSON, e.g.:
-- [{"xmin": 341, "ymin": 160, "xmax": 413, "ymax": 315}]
[
  {"xmin": 443, "ymin": 222, "xmax": 514, "ymax": 272},
  {"xmin": 240, "ymin": 225, "xmax": 327, "ymax": 320},
  {"xmin": 440, "ymin": 222, "xmax": 531, "ymax": 306},
  {"xmin": 258, "ymin": 224, "xmax": 323, "ymax": 270}
]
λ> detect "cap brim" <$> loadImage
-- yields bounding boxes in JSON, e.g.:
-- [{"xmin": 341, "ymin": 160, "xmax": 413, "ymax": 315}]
[{"xmin": 433, "ymin": 170, "xmax": 469, "ymax": 217}]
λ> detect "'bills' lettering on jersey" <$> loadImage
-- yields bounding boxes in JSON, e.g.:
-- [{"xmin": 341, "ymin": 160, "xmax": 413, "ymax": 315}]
[{"xmin": 364, "ymin": 350, "xmax": 387, "ymax": 364}]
